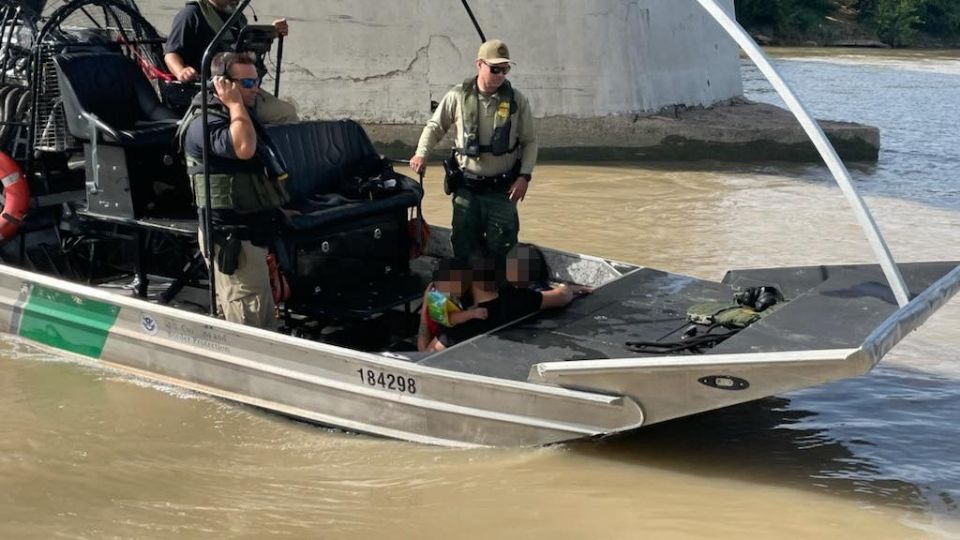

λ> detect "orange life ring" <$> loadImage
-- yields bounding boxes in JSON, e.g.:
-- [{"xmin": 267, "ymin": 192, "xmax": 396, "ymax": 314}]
[{"xmin": 0, "ymin": 151, "xmax": 29, "ymax": 241}]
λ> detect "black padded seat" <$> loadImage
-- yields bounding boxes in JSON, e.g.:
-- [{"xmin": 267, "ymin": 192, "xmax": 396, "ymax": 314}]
[
  {"xmin": 54, "ymin": 51, "xmax": 180, "ymax": 146},
  {"xmin": 284, "ymin": 179, "xmax": 422, "ymax": 231},
  {"xmin": 266, "ymin": 120, "xmax": 423, "ymax": 232},
  {"xmin": 53, "ymin": 50, "xmax": 192, "ymax": 220}
]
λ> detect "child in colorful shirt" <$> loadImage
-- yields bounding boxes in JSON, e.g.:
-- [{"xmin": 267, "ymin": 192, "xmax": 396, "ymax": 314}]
[{"xmin": 418, "ymin": 258, "xmax": 488, "ymax": 351}]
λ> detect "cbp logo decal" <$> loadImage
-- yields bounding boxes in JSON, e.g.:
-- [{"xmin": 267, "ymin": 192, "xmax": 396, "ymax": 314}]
[{"xmin": 140, "ymin": 313, "xmax": 159, "ymax": 335}]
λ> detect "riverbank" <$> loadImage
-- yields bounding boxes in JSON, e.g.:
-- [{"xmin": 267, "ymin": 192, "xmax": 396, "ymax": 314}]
[
  {"xmin": 740, "ymin": 2, "xmax": 960, "ymax": 49},
  {"xmin": 749, "ymin": 28, "xmax": 960, "ymax": 49},
  {"xmin": 366, "ymin": 99, "xmax": 880, "ymax": 163}
]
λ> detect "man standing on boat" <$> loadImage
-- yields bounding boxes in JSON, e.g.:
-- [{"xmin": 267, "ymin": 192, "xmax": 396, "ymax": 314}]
[
  {"xmin": 179, "ymin": 52, "xmax": 288, "ymax": 329},
  {"xmin": 410, "ymin": 39, "xmax": 538, "ymax": 260},
  {"xmin": 163, "ymin": 0, "xmax": 298, "ymax": 123}
]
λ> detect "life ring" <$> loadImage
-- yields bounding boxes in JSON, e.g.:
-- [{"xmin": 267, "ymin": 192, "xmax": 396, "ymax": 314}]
[{"xmin": 0, "ymin": 151, "xmax": 29, "ymax": 241}]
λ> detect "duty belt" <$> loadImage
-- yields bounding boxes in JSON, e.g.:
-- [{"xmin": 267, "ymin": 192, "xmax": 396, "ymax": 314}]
[{"xmin": 462, "ymin": 171, "xmax": 513, "ymax": 191}]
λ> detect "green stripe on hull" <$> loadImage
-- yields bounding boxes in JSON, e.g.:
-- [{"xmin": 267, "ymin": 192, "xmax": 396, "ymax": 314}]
[{"xmin": 18, "ymin": 284, "xmax": 120, "ymax": 359}]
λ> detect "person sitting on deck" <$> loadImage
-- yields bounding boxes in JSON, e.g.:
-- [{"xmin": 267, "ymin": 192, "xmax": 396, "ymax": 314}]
[
  {"xmin": 417, "ymin": 258, "xmax": 489, "ymax": 352},
  {"xmin": 427, "ymin": 253, "xmax": 591, "ymax": 352},
  {"xmin": 504, "ymin": 243, "xmax": 550, "ymax": 290}
]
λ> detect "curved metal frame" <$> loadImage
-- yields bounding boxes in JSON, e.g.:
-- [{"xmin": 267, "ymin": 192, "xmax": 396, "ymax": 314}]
[
  {"xmin": 695, "ymin": 0, "xmax": 911, "ymax": 307},
  {"xmin": 200, "ymin": 0, "xmax": 255, "ymax": 315},
  {"xmin": 0, "ymin": 1, "xmax": 39, "ymax": 86},
  {"xmin": 459, "ymin": 0, "xmax": 486, "ymax": 42}
]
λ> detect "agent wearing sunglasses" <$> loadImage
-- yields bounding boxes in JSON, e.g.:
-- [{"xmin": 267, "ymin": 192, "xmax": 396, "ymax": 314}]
[
  {"xmin": 411, "ymin": 39, "xmax": 539, "ymax": 261},
  {"xmin": 179, "ymin": 52, "xmax": 289, "ymax": 330}
]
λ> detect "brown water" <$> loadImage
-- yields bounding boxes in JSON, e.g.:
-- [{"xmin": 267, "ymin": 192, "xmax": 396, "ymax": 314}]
[{"xmin": 2, "ymin": 51, "xmax": 960, "ymax": 538}]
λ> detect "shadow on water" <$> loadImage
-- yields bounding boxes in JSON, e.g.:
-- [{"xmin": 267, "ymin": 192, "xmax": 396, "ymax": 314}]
[{"xmin": 568, "ymin": 364, "xmax": 960, "ymax": 517}]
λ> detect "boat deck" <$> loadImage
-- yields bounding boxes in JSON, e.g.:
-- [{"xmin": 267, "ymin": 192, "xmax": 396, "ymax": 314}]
[{"xmin": 419, "ymin": 262, "xmax": 959, "ymax": 381}]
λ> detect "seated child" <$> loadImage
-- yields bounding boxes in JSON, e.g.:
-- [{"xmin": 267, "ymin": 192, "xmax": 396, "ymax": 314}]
[{"xmin": 417, "ymin": 258, "xmax": 488, "ymax": 351}]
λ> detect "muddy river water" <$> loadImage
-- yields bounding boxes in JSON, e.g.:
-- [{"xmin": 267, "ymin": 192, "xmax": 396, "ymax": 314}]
[{"xmin": 1, "ymin": 49, "xmax": 959, "ymax": 538}]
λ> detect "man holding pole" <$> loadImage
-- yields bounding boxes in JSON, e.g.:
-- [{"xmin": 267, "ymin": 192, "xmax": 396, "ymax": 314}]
[{"xmin": 164, "ymin": 0, "xmax": 297, "ymax": 123}]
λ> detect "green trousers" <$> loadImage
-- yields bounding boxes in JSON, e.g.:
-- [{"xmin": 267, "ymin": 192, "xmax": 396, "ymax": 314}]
[{"xmin": 450, "ymin": 187, "xmax": 519, "ymax": 260}]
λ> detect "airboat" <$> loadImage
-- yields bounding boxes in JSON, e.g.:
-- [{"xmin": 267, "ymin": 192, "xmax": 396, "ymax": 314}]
[{"xmin": 0, "ymin": 0, "xmax": 956, "ymax": 447}]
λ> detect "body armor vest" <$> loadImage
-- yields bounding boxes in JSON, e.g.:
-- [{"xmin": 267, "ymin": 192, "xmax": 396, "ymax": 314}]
[
  {"xmin": 177, "ymin": 101, "xmax": 288, "ymax": 212},
  {"xmin": 459, "ymin": 77, "xmax": 519, "ymax": 158}
]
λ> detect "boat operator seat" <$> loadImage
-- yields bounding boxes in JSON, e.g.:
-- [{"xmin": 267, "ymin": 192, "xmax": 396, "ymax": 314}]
[
  {"xmin": 265, "ymin": 120, "xmax": 427, "ymax": 323},
  {"xmin": 53, "ymin": 50, "xmax": 193, "ymax": 219}
]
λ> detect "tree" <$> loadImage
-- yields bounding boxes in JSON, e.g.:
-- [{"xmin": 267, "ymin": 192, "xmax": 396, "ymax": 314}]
[
  {"xmin": 871, "ymin": 0, "xmax": 923, "ymax": 46},
  {"xmin": 916, "ymin": 0, "xmax": 960, "ymax": 36},
  {"xmin": 736, "ymin": 0, "xmax": 836, "ymax": 35},
  {"xmin": 735, "ymin": 0, "xmax": 960, "ymax": 45}
]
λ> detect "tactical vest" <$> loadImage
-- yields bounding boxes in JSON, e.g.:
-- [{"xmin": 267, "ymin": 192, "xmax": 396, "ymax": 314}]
[
  {"xmin": 459, "ymin": 77, "xmax": 519, "ymax": 158},
  {"xmin": 177, "ymin": 102, "xmax": 288, "ymax": 213}
]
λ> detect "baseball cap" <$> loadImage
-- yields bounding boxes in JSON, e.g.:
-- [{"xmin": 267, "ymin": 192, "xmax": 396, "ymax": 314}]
[{"xmin": 477, "ymin": 39, "xmax": 514, "ymax": 65}]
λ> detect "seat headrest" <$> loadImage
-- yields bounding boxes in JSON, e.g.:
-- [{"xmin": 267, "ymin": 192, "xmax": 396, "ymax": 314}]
[
  {"xmin": 266, "ymin": 120, "xmax": 380, "ymax": 200},
  {"xmin": 54, "ymin": 51, "xmax": 177, "ymax": 137}
]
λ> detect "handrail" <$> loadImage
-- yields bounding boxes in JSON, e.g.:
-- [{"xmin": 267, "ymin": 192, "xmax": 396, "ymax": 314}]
[
  {"xmin": 199, "ymin": 0, "xmax": 254, "ymax": 316},
  {"xmin": 694, "ymin": 0, "xmax": 911, "ymax": 307},
  {"xmin": 459, "ymin": 0, "xmax": 486, "ymax": 43},
  {"xmin": 860, "ymin": 263, "xmax": 960, "ymax": 366}
]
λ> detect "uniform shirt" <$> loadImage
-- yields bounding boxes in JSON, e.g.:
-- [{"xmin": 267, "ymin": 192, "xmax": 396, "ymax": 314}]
[
  {"xmin": 415, "ymin": 84, "xmax": 538, "ymax": 177},
  {"xmin": 438, "ymin": 286, "xmax": 543, "ymax": 347},
  {"xmin": 184, "ymin": 112, "xmax": 242, "ymax": 167},
  {"xmin": 164, "ymin": 3, "xmax": 235, "ymax": 72}
]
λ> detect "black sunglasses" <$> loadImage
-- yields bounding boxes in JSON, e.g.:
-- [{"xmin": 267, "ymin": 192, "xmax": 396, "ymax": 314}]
[{"xmin": 483, "ymin": 62, "xmax": 511, "ymax": 75}]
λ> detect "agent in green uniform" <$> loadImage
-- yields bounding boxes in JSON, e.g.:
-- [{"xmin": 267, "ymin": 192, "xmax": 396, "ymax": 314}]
[{"xmin": 410, "ymin": 39, "xmax": 539, "ymax": 260}]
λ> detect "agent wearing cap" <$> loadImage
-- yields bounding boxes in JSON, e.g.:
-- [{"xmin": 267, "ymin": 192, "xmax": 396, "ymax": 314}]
[{"xmin": 410, "ymin": 39, "xmax": 539, "ymax": 260}]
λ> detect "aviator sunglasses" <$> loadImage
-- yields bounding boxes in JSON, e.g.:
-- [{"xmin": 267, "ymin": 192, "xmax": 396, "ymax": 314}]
[{"xmin": 483, "ymin": 62, "xmax": 511, "ymax": 75}]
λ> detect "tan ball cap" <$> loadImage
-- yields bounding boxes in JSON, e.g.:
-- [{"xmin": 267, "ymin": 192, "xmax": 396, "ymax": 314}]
[{"xmin": 477, "ymin": 39, "xmax": 514, "ymax": 65}]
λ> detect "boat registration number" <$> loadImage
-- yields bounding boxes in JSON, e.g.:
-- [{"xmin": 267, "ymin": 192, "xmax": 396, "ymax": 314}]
[{"xmin": 357, "ymin": 368, "xmax": 417, "ymax": 394}]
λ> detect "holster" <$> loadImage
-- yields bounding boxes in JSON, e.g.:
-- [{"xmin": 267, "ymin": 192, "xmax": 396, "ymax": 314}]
[
  {"xmin": 216, "ymin": 232, "xmax": 242, "ymax": 276},
  {"xmin": 442, "ymin": 151, "xmax": 463, "ymax": 196}
]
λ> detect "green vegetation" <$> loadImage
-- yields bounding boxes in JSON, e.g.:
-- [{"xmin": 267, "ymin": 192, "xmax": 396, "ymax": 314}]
[{"xmin": 735, "ymin": 0, "xmax": 960, "ymax": 47}]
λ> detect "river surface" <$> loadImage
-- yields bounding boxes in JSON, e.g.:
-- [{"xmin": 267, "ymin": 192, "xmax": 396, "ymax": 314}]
[{"xmin": 2, "ymin": 49, "xmax": 959, "ymax": 539}]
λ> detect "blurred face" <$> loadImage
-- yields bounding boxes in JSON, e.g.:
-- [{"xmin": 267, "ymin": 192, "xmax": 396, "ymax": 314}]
[
  {"xmin": 506, "ymin": 251, "xmax": 535, "ymax": 286},
  {"xmin": 209, "ymin": 0, "xmax": 239, "ymax": 13},
  {"xmin": 471, "ymin": 257, "xmax": 499, "ymax": 292},
  {"xmin": 228, "ymin": 62, "xmax": 260, "ymax": 107},
  {"xmin": 505, "ymin": 258, "xmax": 524, "ymax": 286},
  {"xmin": 435, "ymin": 271, "xmax": 467, "ymax": 297},
  {"xmin": 475, "ymin": 60, "xmax": 510, "ymax": 92}
]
